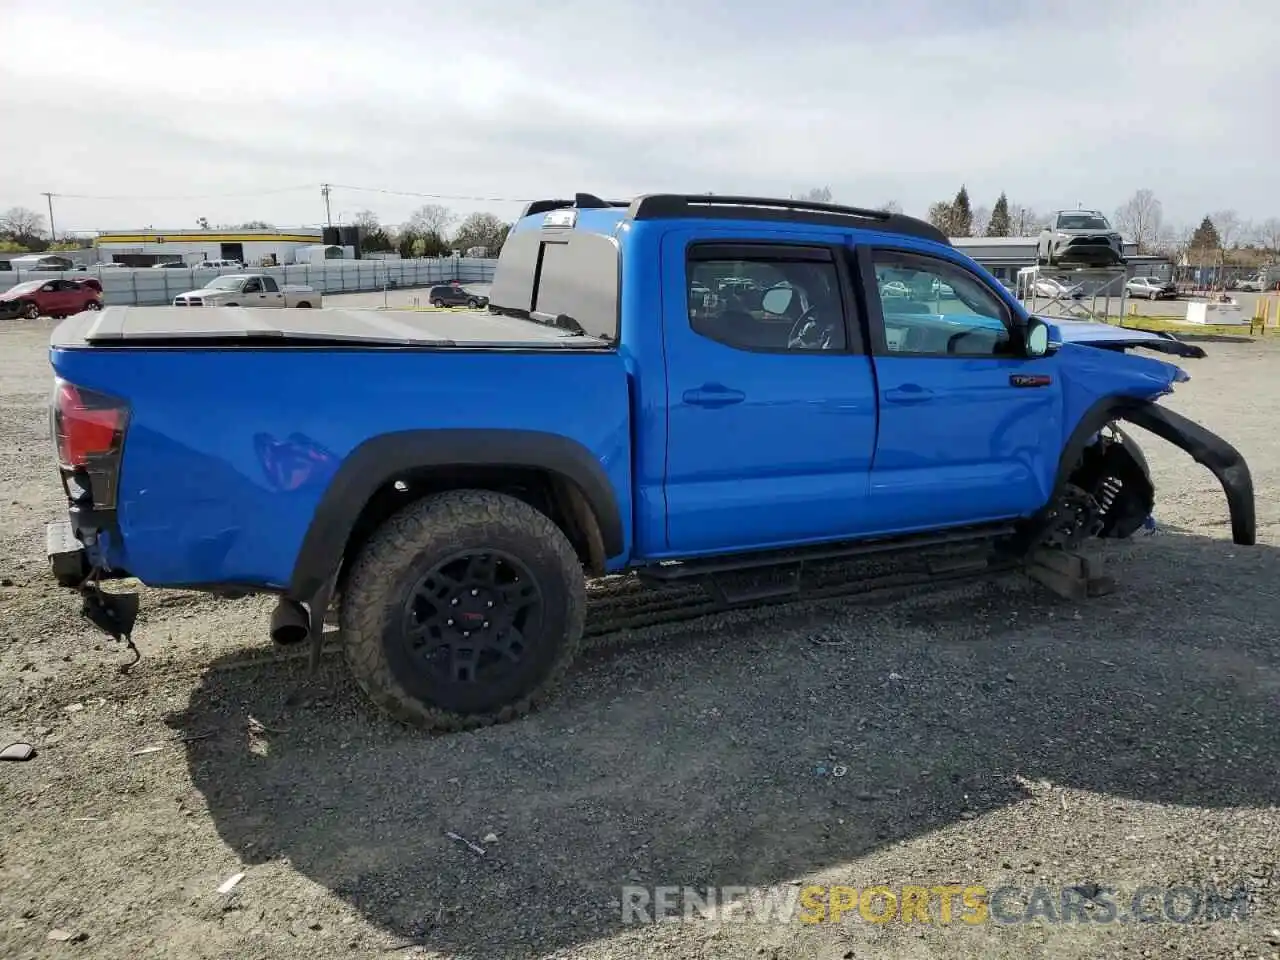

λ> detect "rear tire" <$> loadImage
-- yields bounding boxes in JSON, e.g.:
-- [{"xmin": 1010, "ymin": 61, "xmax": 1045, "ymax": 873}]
[
  {"xmin": 431, "ymin": 298, "xmax": 445, "ymax": 308},
  {"xmin": 339, "ymin": 489, "xmax": 586, "ymax": 730},
  {"xmin": 295, "ymin": 301, "xmax": 312, "ymax": 308}
]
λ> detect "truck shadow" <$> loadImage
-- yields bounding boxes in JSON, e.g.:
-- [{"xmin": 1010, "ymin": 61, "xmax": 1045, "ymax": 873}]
[{"xmin": 168, "ymin": 529, "xmax": 1280, "ymax": 958}]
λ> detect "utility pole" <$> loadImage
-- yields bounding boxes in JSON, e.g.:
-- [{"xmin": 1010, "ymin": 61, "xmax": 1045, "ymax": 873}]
[
  {"xmin": 42, "ymin": 192, "xmax": 56, "ymax": 241},
  {"xmin": 321, "ymin": 183, "xmax": 332, "ymax": 228}
]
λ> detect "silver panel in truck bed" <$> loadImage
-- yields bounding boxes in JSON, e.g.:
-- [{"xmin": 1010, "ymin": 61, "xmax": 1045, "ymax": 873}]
[{"xmin": 52, "ymin": 305, "xmax": 610, "ymax": 349}]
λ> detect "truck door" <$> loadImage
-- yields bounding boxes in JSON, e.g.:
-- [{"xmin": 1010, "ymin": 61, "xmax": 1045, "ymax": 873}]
[
  {"xmin": 239, "ymin": 277, "xmax": 264, "ymax": 304},
  {"xmin": 260, "ymin": 276, "xmax": 285, "ymax": 306},
  {"xmin": 660, "ymin": 230, "xmax": 878, "ymax": 556},
  {"xmin": 856, "ymin": 246, "xmax": 1062, "ymax": 530}
]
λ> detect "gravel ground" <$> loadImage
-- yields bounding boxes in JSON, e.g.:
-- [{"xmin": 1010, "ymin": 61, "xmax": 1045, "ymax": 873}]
[{"xmin": 1, "ymin": 318, "xmax": 1278, "ymax": 960}]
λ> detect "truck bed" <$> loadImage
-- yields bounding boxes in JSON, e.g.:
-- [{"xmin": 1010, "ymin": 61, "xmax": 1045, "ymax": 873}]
[
  {"xmin": 49, "ymin": 317, "xmax": 632, "ymax": 588},
  {"xmin": 51, "ymin": 305, "xmax": 611, "ymax": 349}
]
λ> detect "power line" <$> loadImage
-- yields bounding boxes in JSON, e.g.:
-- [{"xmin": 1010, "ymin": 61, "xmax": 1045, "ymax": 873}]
[
  {"xmin": 37, "ymin": 181, "xmax": 532, "ymax": 234},
  {"xmin": 327, "ymin": 183, "xmax": 526, "ymax": 204},
  {"xmin": 48, "ymin": 184, "xmax": 316, "ymax": 201}
]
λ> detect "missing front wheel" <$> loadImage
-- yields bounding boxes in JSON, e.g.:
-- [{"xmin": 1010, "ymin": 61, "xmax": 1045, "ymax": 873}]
[{"xmin": 1038, "ymin": 483, "xmax": 1105, "ymax": 551}]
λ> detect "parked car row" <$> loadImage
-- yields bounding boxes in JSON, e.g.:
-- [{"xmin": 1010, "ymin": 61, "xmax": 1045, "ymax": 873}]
[{"xmin": 1022, "ymin": 275, "xmax": 1181, "ymax": 303}]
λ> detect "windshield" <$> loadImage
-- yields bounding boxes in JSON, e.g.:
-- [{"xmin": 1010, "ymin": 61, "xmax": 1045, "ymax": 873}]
[
  {"xmin": 1057, "ymin": 213, "xmax": 1110, "ymax": 230},
  {"xmin": 203, "ymin": 276, "xmax": 245, "ymax": 291}
]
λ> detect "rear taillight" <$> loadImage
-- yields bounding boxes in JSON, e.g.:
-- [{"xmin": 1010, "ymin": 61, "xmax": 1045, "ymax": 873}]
[{"xmin": 51, "ymin": 379, "xmax": 129, "ymax": 509}]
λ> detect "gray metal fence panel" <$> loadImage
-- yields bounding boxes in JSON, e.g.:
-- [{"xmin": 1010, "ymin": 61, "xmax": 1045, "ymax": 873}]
[{"xmin": 5, "ymin": 258, "xmax": 498, "ymax": 306}]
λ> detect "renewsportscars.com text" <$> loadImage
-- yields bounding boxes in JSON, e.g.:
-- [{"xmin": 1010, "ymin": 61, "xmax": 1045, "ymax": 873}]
[{"xmin": 621, "ymin": 883, "xmax": 1252, "ymax": 925}]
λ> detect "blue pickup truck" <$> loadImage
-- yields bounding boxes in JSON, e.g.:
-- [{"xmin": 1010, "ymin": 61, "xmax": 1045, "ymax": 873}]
[{"xmin": 46, "ymin": 193, "xmax": 1254, "ymax": 729}]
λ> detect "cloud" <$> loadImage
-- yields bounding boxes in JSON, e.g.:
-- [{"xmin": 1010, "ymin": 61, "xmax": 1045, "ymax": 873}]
[{"xmin": 2, "ymin": 0, "xmax": 1275, "ymax": 231}]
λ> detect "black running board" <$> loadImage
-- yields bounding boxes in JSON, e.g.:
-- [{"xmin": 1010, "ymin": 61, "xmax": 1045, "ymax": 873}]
[{"xmin": 636, "ymin": 522, "xmax": 1018, "ymax": 586}]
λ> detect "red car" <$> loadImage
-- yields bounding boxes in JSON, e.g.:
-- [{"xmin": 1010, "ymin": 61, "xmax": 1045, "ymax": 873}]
[{"xmin": 0, "ymin": 278, "xmax": 103, "ymax": 320}]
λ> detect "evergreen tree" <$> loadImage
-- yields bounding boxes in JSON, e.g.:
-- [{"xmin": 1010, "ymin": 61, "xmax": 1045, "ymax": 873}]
[
  {"xmin": 950, "ymin": 185, "xmax": 973, "ymax": 237},
  {"xmin": 1189, "ymin": 215, "xmax": 1221, "ymax": 253},
  {"xmin": 986, "ymin": 193, "xmax": 1012, "ymax": 237}
]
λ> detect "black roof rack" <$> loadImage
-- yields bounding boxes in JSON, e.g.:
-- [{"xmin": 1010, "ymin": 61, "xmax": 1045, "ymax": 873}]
[
  {"xmin": 521, "ymin": 194, "xmax": 631, "ymax": 218},
  {"xmin": 627, "ymin": 194, "xmax": 950, "ymax": 246}
]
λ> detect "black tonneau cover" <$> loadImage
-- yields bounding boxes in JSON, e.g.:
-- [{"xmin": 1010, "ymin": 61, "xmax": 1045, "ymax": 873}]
[{"xmin": 50, "ymin": 306, "xmax": 611, "ymax": 349}]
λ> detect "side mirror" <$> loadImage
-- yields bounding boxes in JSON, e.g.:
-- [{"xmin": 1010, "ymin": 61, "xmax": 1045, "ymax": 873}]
[
  {"xmin": 761, "ymin": 285, "xmax": 794, "ymax": 316},
  {"xmin": 1025, "ymin": 316, "xmax": 1059, "ymax": 358}
]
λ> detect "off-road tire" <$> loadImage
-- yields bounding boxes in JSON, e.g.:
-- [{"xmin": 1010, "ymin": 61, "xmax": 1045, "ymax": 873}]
[{"xmin": 339, "ymin": 489, "xmax": 586, "ymax": 731}]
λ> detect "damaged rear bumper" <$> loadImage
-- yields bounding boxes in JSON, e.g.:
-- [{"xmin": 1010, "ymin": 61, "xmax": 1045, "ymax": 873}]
[{"xmin": 1122, "ymin": 402, "xmax": 1256, "ymax": 546}]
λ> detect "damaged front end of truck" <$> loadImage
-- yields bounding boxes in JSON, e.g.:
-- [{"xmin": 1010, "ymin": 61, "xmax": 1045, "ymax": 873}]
[{"xmin": 1030, "ymin": 317, "xmax": 1255, "ymax": 552}]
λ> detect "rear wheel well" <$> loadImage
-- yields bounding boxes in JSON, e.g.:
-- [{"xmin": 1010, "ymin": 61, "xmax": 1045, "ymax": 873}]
[{"xmin": 335, "ymin": 465, "xmax": 607, "ymax": 598}]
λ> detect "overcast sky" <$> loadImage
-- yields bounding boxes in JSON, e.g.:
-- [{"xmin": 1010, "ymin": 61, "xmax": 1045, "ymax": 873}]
[{"xmin": 2, "ymin": 0, "xmax": 1275, "ymax": 234}]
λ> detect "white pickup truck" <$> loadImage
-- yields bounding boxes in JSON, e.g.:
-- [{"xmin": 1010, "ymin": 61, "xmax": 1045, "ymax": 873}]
[{"xmin": 173, "ymin": 274, "xmax": 321, "ymax": 308}]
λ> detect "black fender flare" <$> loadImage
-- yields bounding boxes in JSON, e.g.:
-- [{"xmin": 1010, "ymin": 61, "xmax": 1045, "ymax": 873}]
[
  {"xmin": 288, "ymin": 429, "xmax": 625, "ymax": 600},
  {"xmin": 1121, "ymin": 402, "xmax": 1255, "ymax": 546},
  {"xmin": 1034, "ymin": 396, "xmax": 1255, "ymax": 547}
]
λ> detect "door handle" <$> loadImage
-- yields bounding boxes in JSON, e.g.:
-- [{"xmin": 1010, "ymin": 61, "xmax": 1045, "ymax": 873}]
[
  {"xmin": 1010, "ymin": 374, "xmax": 1053, "ymax": 388},
  {"xmin": 884, "ymin": 385, "xmax": 934, "ymax": 404},
  {"xmin": 683, "ymin": 384, "xmax": 746, "ymax": 408}
]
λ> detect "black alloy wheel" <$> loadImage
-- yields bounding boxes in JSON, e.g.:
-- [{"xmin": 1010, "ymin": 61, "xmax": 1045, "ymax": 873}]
[{"xmin": 400, "ymin": 549, "xmax": 542, "ymax": 695}]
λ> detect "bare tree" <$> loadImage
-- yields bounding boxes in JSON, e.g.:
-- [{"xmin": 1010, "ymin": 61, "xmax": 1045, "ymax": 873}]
[
  {"xmin": 1252, "ymin": 217, "xmax": 1280, "ymax": 254},
  {"xmin": 1209, "ymin": 209, "xmax": 1243, "ymax": 250},
  {"xmin": 880, "ymin": 200, "xmax": 903, "ymax": 214},
  {"xmin": 1153, "ymin": 223, "xmax": 1193, "ymax": 265},
  {"xmin": 405, "ymin": 203, "xmax": 455, "ymax": 238},
  {"xmin": 796, "ymin": 186, "xmax": 833, "ymax": 203},
  {"xmin": 453, "ymin": 213, "xmax": 511, "ymax": 256},
  {"xmin": 970, "ymin": 205, "xmax": 991, "ymax": 238},
  {"xmin": 1112, "ymin": 189, "xmax": 1163, "ymax": 253},
  {"xmin": 1007, "ymin": 202, "xmax": 1041, "ymax": 237},
  {"xmin": 0, "ymin": 206, "xmax": 48, "ymax": 246},
  {"xmin": 352, "ymin": 209, "xmax": 382, "ymax": 232}
]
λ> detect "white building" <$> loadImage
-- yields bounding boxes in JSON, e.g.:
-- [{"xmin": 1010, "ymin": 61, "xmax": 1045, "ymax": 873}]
[{"xmin": 93, "ymin": 227, "xmax": 328, "ymax": 267}]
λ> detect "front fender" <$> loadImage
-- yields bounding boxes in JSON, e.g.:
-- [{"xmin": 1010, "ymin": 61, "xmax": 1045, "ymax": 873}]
[
  {"xmin": 1032, "ymin": 395, "xmax": 1255, "ymax": 549},
  {"xmin": 1121, "ymin": 402, "xmax": 1256, "ymax": 546}
]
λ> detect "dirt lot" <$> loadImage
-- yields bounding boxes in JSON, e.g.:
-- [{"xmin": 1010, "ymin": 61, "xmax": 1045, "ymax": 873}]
[{"xmin": 1, "ymin": 318, "xmax": 1278, "ymax": 960}]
